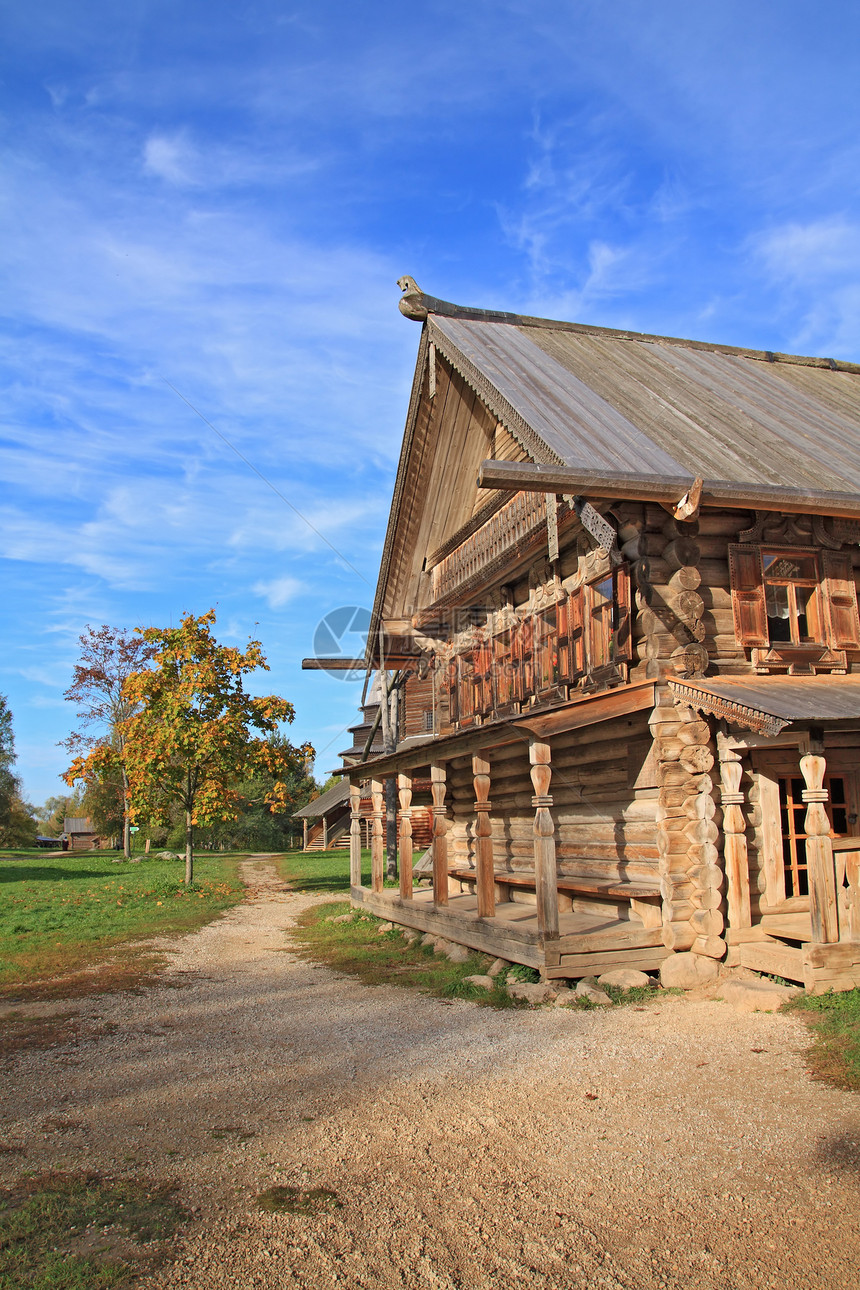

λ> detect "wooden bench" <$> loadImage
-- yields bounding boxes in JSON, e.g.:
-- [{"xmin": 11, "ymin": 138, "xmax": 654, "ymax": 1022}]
[{"xmin": 446, "ymin": 868, "xmax": 663, "ymax": 932}]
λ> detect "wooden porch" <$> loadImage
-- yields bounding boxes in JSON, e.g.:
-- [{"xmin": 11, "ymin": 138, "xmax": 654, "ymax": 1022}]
[{"xmin": 351, "ymin": 885, "xmax": 667, "ymax": 978}]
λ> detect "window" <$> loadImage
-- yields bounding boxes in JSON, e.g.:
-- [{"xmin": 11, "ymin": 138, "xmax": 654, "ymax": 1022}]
[
  {"xmin": 585, "ymin": 565, "xmax": 632, "ymax": 669},
  {"xmin": 763, "ymin": 552, "xmax": 821, "ymax": 644},
  {"xmin": 729, "ymin": 544, "xmax": 860, "ymax": 653},
  {"xmin": 778, "ymin": 773, "xmax": 849, "ymax": 899}
]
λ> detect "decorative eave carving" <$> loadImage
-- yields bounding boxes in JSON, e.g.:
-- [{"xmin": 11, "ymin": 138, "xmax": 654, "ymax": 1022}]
[{"xmin": 668, "ymin": 680, "xmax": 788, "ymax": 737}]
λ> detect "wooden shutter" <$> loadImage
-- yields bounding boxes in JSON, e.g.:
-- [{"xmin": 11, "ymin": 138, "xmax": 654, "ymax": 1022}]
[
  {"xmin": 569, "ymin": 588, "xmax": 585, "ymax": 675},
  {"xmin": 614, "ymin": 564, "xmax": 633, "ymax": 662},
  {"xmin": 728, "ymin": 545, "xmax": 769, "ymax": 647},
  {"xmin": 822, "ymin": 551, "xmax": 860, "ymax": 649}
]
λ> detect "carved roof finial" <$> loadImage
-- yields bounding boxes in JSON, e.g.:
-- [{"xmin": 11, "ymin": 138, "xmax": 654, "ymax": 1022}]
[{"xmin": 397, "ymin": 275, "xmax": 428, "ymax": 321}]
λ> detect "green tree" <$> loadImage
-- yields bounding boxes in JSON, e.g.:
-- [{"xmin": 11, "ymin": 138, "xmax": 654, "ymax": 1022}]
[
  {"xmin": 0, "ymin": 695, "xmax": 38, "ymax": 848},
  {"xmin": 120, "ymin": 610, "xmax": 312, "ymax": 883},
  {"xmin": 33, "ymin": 791, "xmax": 85, "ymax": 837},
  {"xmin": 62, "ymin": 625, "xmax": 156, "ymax": 857}
]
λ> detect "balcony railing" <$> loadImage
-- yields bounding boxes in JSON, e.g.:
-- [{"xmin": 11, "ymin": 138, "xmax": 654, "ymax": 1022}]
[{"xmin": 431, "ymin": 491, "xmax": 547, "ymax": 602}]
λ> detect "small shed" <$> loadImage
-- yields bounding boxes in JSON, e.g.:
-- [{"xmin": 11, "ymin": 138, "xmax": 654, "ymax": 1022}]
[
  {"xmin": 292, "ymin": 780, "xmax": 351, "ymax": 851},
  {"xmin": 64, "ymin": 818, "xmax": 101, "ymax": 851}
]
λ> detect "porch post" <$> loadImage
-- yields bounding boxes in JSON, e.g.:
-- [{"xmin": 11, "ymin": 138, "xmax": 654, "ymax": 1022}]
[
  {"xmin": 398, "ymin": 771, "xmax": 413, "ymax": 900},
  {"xmin": 370, "ymin": 778, "xmax": 385, "ymax": 894},
  {"xmin": 322, "ymin": 814, "xmax": 328, "ymax": 850},
  {"xmin": 303, "ymin": 818, "xmax": 308, "ymax": 851},
  {"xmin": 472, "ymin": 753, "xmax": 495, "ymax": 918},
  {"xmin": 349, "ymin": 780, "xmax": 362, "ymax": 890},
  {"xmin": 430, "ymin": 763, "xmax": 449, "ymax": 907},
  {"xmin": 800, "ymin": 753, "xmax": 839, "ymax": 943},
  {"xmin": 717, "ymin": 734, "xmax": 751, "ymax": 930},
  {"xmin": 529, "ymin": 738, "xmax": 559, "ymax": 942}
]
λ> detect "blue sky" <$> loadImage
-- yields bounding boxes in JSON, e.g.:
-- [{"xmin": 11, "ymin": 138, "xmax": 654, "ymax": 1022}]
[{"xmin": 2, "ymin": 0, "xmax": 859, "ymax": 803}]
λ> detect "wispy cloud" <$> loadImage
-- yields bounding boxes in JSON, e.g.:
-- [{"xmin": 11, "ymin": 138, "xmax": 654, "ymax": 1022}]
[{"xmin": 252, "ymin": 575, "xmax": 305, "ymax": 609}]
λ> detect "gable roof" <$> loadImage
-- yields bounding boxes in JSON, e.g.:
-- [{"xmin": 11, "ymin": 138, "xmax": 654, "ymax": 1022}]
[
  {"xmin": 368, "ymin": 287, "xmax": 860, "ymax": 660},
  {"xmin": 292, "ymin": 777, "xmax": 350, "ymax": 819}
]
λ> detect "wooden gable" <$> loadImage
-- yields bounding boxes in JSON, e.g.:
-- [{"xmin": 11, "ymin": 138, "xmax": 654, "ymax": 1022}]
[{"xmin": 378, "ymin": 342, "xmax": 533, "ymax": 630}]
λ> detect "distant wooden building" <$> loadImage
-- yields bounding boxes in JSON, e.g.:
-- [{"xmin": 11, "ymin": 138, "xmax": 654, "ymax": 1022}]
[
  {"xmin": 64, "ymin": 817, "xmax": 101, "ymax": 850},
  {"xmin": 308, "ymin": 281, "xmax": 860, "ymax": 992}
]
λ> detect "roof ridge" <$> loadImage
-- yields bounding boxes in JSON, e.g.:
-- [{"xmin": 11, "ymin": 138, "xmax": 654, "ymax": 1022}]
[{"xmin": 398, "ymin": 283, "xmax": 860, "ymax": 375}]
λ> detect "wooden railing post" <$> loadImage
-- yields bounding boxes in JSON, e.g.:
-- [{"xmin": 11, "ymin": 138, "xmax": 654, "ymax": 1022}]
[
  {"xmin": 322, "ymin": 814, "xmax": 328, "ymax": 850},
  {"xmin": 370, "ymin": 778, "xmax": 384, "ymax": 894},
  {"xmin": 398, "ymin": 772, "xmax": 413, "ymax": 900},
  {"xmin": 472, "ymin": 753, "xmax": 495, "ymax": 918},
  {"xmin": 800, "ymin": 753, "xmax": 839, "ymax": 943},
  {"xmin": 302, "ymin": 818, "xmax": 308, "ymax": 851},
  {"xmin": 430, "ymin": 763, "xmax": 449, "ymax": 907},
  {"xmin": 349, "ymin": 780, "xmax": 362, "ymax": 890},
  {"xmin": 529, "ymin": 738, "xmax": 559, "ymax": 942},
  {"xmin": 717, "ymin": 734, "xmax": 751, "ymax": 930}
]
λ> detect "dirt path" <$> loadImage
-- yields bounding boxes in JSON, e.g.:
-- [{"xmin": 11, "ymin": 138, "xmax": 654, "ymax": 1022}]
[{"xmin": 2, "ymin": 858, "xmax": 859, "ymax": 1289}]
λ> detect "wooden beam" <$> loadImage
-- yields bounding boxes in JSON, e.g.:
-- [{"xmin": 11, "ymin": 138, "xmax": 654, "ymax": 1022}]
[
  {"xmin": 370, "ymin": 779, "xmax": 385, "ymax": 894},
  {"xmin": 529, "ymin": 738, "xmax": 559, "ymax": 943},
  {"xmin": 349, "ymin": 781, "xmax": 362, "ymax": 889},
  {"xmin": 800, "ymin": 753, "xmax": 840, "ymax": 943},
  {"xmin": 302, "ymin": 657, "xmax": 367, "ymax": 670},
  {"xmin": 716, "ymin": 734, "xmax": 752, "ymax": 930},
  {"xmin": 398, "ymin": 771, "xmax": 413, "ymax": 901},
  {"xmin": 472, "ymin": 754, "xmax": 496, "ymax": 919},
  {"xmin": 430, "ymin": 763, "xmax": 449, "ymax": 908},
  {"xmin": 477, "ymin": 459, "xmax": 860, "ymax": 520}
]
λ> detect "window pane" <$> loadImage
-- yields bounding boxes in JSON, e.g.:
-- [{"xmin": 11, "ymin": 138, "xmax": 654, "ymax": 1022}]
[
  {"xmin": 766, "ymin": 583, "xmax": 792, "ymax": 642},
  {"xmin": 763, "ymin": 553, "xmax": 817, "ymax": 580}
]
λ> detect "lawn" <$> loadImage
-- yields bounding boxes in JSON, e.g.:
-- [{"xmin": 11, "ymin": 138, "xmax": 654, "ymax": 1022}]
[
  {"xmin": 0, "ymin": 851, "xmax": 245, "ymax": 998},
  {"xmin": 273, "ymin": 847, "xmax": 398, "ymax": 893}
]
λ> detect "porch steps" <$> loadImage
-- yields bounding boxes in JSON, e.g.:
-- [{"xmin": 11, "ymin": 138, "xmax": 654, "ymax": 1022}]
[{"xmin": 739, "ymin": 939, "xmax": 805, "ymax": 984}]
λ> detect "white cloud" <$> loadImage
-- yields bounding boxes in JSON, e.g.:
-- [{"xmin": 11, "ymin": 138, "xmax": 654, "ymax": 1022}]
[
  {"xmin": 252, "ymin": 575, "xmax": 305, "ymax": 609},
  {"xmin": 143, "ymin": 132, "xmax": 197, "ymax": 185}
]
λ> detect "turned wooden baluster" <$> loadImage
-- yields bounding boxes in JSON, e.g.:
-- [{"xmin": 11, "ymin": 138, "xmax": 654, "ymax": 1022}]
[
  {"xmin": 349, "ymin": 780, "xmax": 362, "ymax": 891},
  {"xmin": 529, "ymin": 738, "xmax": 559, "ymax": 942},
  {"xmin": 430, "ymin": 763, "xmax": 449, "ymax": 907},
  {"xmin": 800, "ymin": 754, "xmax": 839, "ymax": 943},
  {"xmin": 398, "ymin": 771, "xmax": 413, "ymax": 900},
  {"xmin": 717, "ymin": 736, "xmax": 751, "ymax": 930},
  {"xmin": 472, "ymin": 753, "xmax": 495, "ymax": 918},
  {"xmin": 370, "ymin": 778, "xmax": 385, "ymax": 894}
]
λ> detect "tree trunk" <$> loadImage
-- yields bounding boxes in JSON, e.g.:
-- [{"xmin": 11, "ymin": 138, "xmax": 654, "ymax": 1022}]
[
  {"xmin": 122, "ymin": 767, "xmax": 131, "ymax": 859},
  {"xmin": 185, "ymin": 810, "xmax": 194, "ymax": 885}
]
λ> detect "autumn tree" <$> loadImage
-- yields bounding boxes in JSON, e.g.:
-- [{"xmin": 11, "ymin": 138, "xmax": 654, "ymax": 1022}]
[
  {"xmin": 120, "ymin": 610, "xmax": 312, "ymax": 884},
  {"xmin": 0, "ymin": 695, "xmax": 38, "ymax": 848},
  {"xmin": 62, "ymin": 626, "xmax": 157, "ymax": 858}
]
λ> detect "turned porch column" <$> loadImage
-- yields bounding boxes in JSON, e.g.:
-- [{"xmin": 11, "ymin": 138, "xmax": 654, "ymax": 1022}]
[
  {"xmin": 398, "ymin": 771, "xmax": 413, "ymax": 900},
  {"xmin": 370, "ymin": 778, "xmax": 385, "ymax": 894},
  {"xmin": 302, "ymin": 818, "xmax": 308, "ymax": 851},
  {"xmin": 800, "ymin": 753, "xmax": 839, "ymax": 943},
  {"xmin": 430, "ymin": 763, "xmax": 449, "ymax": 907},
  {"xmin": 472, "ymin": 753, "xmax": 495, "ymax": 918},
  {"xmin": 322, "ymin": 814, "xmax": 328, "ymax": 850},
  {"xmin": 349, "ymin": 781, "xmax": 362, "ymax": 890},
  {"xmin": 529, "ymin": 738, "xmax": 559, "ymax": 942},
  {"xmin": 717, "ymin": 734, "xmax": 751, "ymax": 931}
]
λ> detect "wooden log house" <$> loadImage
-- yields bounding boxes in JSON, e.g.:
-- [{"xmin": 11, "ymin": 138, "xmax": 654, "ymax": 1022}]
[{"xmin": 309, "ymin": 280, "xmax": 860, "ymax": 992}]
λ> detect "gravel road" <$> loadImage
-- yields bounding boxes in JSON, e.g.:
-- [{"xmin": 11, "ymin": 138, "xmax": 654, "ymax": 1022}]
[{"xmin": 2, "ymin": 858, "xmax": 859, "ymax": 1289}]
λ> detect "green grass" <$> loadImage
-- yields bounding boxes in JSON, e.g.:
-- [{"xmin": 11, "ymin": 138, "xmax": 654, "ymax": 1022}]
[
  {"xmin": 0, "ymin": 852, "xmax": 245, "ymax": 997},
  {"xmin": 0, "ymin": 1171, "xmax": 185, "ymax": 1289},
  {"xmin": 786, "ymin": 988, "xmax": 860, "ymax": 1092},
  {"xmin": 273, "ymin": 847, "xmax": 400, "ymax": 894},
  {"xmin": 290, "ymin": 901, "xmax": 522, "ymax": 1005}
]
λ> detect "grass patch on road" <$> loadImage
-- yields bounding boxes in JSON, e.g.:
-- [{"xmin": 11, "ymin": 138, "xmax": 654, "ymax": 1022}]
[
  {"xmin": 786, "ymin": 988, "xmax": 860, "ymax": 1092},
  {"xmin": 0, "ymin": 852, "xmax": 245, "ymax": 1000},
  {"xmin": 0, "ymin": 1170, "xmax": 185, "ymax": 1289},
  {"xmin": 292, "ymin": 901, "xmax": 519, "ymax": 1005}
]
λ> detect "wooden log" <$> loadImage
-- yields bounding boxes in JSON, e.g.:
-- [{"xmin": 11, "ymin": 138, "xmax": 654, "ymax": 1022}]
[
  {"xmin": 662, "ymin": 920, "xmax": 696, "ymax": 951},
  {"xmin": 349, "ymin": 782, "xmax": 362, "ymax": 890},
  {"xmin": 693, "ymin": 935, "xmax": 727, "ymax": 959},
  {"xmin": 679, "ymin": 746, "xmax": 715, "ymax": 775},
  {"xmin": 472, "ymin": 754, "xmax": 496, "ymax": 919},
  {"xmin": 691, "ymin": 908, "xmax": 724, "ymax": 937},
  {"xmin": 398, "ymin": 772, "xmax": 413, "ymax": 902},
  {"xmin": 800, "ymin": 754, "xmax": 839, "ymax": 944},
  {"xmin": 370, "ymin": 778, "xmax": 384, "ymax": 894},
  {"xmin": 529, "ymin": 738, "xmax": 559, "ymax": 942},
  {"xmin": 663, "ymin": 537, "xmax": 700, "ymax": 569}
]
